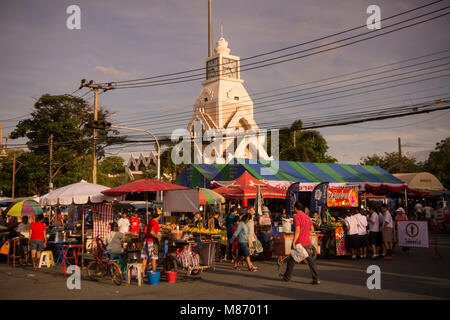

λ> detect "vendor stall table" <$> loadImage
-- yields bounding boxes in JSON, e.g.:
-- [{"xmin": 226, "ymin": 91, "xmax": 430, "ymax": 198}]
[
  {"xmin": 57, "ymin": 244, "xmax": 83, "ymax": 278},
  {"xmin": 49, "ymin": 240, "xmax": 77, "ymax": 264}
]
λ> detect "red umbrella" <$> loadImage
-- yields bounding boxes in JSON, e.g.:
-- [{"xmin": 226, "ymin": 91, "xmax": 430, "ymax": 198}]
[
  {"xmin": 212, "ymin": 171, "xmax": 286, "ymax": 206},
  {"xmin": 102, "ymin": 179, "xmax": 188, "ymax": 223},
  {"xmin": 101, "ymin": 179, "xmax": 188, "ymax": 197}
]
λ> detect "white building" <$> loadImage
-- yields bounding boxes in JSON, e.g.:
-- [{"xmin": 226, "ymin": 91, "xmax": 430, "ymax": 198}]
[{"xmin": 187, "ymin": 36, "xmax": 272, "ymax": 163}]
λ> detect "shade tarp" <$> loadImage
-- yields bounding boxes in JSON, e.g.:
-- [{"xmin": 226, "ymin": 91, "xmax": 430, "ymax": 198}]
[
  {"xmin": 40, "ymin": 180, "xmax": 120, "ymax": 206},
  {"xmin": 102, "ymin": 179, "xmax": 188, "ymax": 197},
  {"xmin": 163, "ymin": 189, "xmax": 199, "ymax": 213},
  {"xmin": 212, "ymin": 171, "xmax": 286, "ymax": 200},
  {"xmin": 177, "ymin": 159, "xmax": 405, "ymax": 190}
]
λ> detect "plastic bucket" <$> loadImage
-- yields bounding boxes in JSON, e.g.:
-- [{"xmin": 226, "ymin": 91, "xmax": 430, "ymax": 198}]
[
  {"xmin": 166, "ymin": 271, "xmax": 177, "ymax": 283},
  {"xmin": 147, "ymin": 271, "xmax": 160, "ymax": 285}
]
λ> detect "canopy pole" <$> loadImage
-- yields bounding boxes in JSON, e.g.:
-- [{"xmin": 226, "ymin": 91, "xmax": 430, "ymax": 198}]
[
  {"xmin": 81, "ymin": 204, "xmax": 85, "ymax": 269},
  {"xmin": 404, "ymin": 187, "xmax": 408, "ymax": 210},
  {"xmin": 146, "ymin": 192, "xmax": 149, "ymax": 225}
]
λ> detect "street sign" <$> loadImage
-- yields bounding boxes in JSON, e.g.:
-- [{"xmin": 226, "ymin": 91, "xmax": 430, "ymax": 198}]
[{"xmin": 397, "ymin": 220, "xmax": 429, "ymax": 248}]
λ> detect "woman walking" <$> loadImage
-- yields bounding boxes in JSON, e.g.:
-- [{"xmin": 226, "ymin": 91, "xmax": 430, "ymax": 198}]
[{"xmin": 229, "ymin": 214, "xmax": 258, "ymax": 272}]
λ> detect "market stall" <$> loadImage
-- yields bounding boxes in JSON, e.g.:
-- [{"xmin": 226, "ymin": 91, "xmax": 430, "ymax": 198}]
[{"xmin": 162, "ymin": 187, "xmax": 226, "ymax": 274}]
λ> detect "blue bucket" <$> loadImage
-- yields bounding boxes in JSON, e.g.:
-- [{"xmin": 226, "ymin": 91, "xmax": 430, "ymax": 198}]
[{"xmin": 147, "ymin": 270, "xmax": 160, "ymax": 285}]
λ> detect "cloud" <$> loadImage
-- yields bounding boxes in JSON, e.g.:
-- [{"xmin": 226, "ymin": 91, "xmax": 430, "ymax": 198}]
[{"xmin": 94, "ymin": 66, "xmax": 132, "ymax": 77}]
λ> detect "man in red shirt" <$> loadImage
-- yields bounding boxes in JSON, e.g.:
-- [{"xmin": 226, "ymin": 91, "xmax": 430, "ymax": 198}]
[
  {"xmin": 140, "ymin": 211, "xmax": 162, "ymax": 274},
  {"xmin": 129, "ymin": 212, "xmax": 141, "ymax": 234},
  {"xmin": 280, "ymin": 202, "xmax": 320, "ymax": 284},
  {"xmin": 29, "ymin": 215, "xmax": 47, "ymax": 269}
]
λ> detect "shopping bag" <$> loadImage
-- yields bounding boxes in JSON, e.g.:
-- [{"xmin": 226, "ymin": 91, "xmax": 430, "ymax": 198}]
[
  {"xmin": 254, "ymin": 239, "xmax": 264, "ymax": 254},
  {"xmin": 0, "ymin": 241, "xmax": 10, "ymax": 255},
  {"xmin": 290, "ymin": 243, "xmax": 309, "ymax": 263}
]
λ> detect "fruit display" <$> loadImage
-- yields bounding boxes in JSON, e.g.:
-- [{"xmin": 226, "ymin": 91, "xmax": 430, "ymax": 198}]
[
  {"xmin": 182, "ymin": 226, "xmax": 221, "ymax": 234},
  {"xmin": 160, "ymin": 224, "xmax": 178, "ymax": 231}
]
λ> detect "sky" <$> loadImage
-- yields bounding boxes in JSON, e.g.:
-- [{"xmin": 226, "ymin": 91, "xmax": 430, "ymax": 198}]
[{"xmin": 1, "ymin": 0, "xmax": 450, "ymax": 165}]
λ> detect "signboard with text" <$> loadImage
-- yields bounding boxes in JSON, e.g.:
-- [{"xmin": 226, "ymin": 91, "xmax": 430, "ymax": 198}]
[
  {"xmin": 327, "ymin": 188, "xmax": 358, "ymax": 207},
  {"xmin": 397, "ymin": 220, "xmax": 429, "ymax": 248}
]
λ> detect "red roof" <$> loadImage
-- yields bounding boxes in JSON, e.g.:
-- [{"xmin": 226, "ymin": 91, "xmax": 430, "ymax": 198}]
[
  {"xmin": 101, "ymin": 179, "xmax": 187, "ymax": 197},
  {"xmin": 212, "ymin": 171, "xmax": 286, "ymax": 200}
]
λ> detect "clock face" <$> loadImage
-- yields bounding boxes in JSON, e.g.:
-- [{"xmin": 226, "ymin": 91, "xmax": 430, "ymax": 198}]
[
  {"xmin": 206, "ymin": 58, "xmax": 219, "ymax": 79},
  {"xmin": 222, "ymin": 58, "xmax": 238, "ymax": 79}
]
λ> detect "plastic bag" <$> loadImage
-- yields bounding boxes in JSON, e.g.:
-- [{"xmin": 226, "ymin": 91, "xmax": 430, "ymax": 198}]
[
  {"xmin": 0, "ymin": 241, "xmax": 10, "ymax": 255},
  {"xmin": 176, "ymin": 246, "xmax": 200, "ymax": 269},
  {"xmin": 254, "ymin": 239, "xmax": 264, "ymax": 253},
  {"xmin": 290, "ymin": 243, "xmax": 309, "ymax": 263}
]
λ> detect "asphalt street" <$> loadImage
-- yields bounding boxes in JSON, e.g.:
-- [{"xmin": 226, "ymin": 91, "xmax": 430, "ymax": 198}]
[{"xmin": 1, "ymin": 233, "xmax": 449, "ymax": 300}]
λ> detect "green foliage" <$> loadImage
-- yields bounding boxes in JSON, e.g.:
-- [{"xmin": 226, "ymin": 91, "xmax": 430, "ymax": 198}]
[
  {"xmin": 277, "ymin": 120, "xmax": 337, "ymax": 163},
  {"xmin": 425, "ymin": 137, "xmax": 450, "ymax": 189},
  {"xmin": 3, "ymin": 94, "xmax": 126, "ymax": 196},
  {"xmin": 360, "ymin": 152, "xmax": 423, "ymax": 173}
]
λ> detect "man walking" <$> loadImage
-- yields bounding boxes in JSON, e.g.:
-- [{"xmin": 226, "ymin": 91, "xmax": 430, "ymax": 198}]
[
  {"xmin": 368, "ymin": 207, "xmax": 381, "ymax": 259},
  {"xmin": 354, "ymin": 209, "xmax": 368, "ymax": 259},
  {"xmin": 381, "ymin": 204, "xmax": 394, "ymax": 260},
  {"xmin": 280, "ymin": 202, "xmax": 319, "ymax": 284}
]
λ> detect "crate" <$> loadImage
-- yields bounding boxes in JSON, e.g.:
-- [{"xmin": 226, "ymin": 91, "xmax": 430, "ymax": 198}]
[{"xmin": 273, "ymin": 234, "xmax": 293, "ymax": 256}]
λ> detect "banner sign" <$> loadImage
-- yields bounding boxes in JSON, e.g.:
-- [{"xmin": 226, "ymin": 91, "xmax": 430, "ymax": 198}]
[
  {"xmin": 310, "ymin": 182, "xmax": 329, "ymax": 218},
  {"xmin": 327, "ymin": 188, "xmax": 359, "ymax": 207},
  {"xmin": 397, "ymin": 220, "xmax": 429, "ymax": 248}
]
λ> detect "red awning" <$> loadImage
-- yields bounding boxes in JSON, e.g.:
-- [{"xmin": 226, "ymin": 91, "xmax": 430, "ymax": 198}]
[
  {"xmin": 212, "ymin": 171, "xmax": 286, "ymax": 202},
  {"xmin": 101, "ymin": 179, "xmax": 188, "ymax": 197}
]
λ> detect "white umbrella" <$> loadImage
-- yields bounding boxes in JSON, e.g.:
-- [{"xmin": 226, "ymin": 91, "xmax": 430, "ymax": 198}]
[
  {"xmin": 39, "ymin": 180, "xmax": 123, "ymax": 268},
  {"xmin": 39, "ymin": 180, "xmax": 120, "ymax": 206}
]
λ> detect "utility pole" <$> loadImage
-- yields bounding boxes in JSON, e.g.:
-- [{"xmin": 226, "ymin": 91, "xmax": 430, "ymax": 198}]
[
  {"xmin": 208, "ymin": 0, "xmax": 213, "ymax": 57},
  {"xmin": 0, "ymin": 123, "xmax": 7, "ymax": 158},
  {"xmin": 79, "ymin": 79, "xmax": 114, "ymax": 184},
  {"xmin": 49, "ymin": 134, "xmax": 53, "ymax": 192},
  {"xmin": 12, "ymin": 151, "xmax": 16, "ymax": 198},
  {"xmin": 293, "ymin": 130, "xmax": 296, "ymax": 148},
  {"xmin": 398, "ymin": 137, "xmax": 402, "ymax": 173}
]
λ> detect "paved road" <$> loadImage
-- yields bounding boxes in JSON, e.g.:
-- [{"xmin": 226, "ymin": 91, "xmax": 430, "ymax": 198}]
[{"xmin": 1, "ymin": 233, "xmax": 449, "ymax": 300}]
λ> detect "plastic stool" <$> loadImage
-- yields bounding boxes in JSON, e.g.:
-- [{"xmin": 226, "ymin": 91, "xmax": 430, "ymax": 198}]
[
  {"xmin": 127, "ymin": 263, "xmax": 143, "ymax": 286},
  {"xmin": 39, "ymin": 251, "xmax": 55, "ymax": 268}
]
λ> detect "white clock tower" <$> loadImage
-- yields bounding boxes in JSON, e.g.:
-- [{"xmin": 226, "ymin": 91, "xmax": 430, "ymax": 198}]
[{"xmin": 187, "ymin": 36, "xmax": 269, "ymax": 161}]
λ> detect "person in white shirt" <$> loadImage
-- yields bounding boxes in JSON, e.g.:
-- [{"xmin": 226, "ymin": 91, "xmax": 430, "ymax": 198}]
[
  {"xmin": 415, "ymin": 202, "xmax": 424, "ymax": 220},
  {"xmin": 354, "ymin": 210, "xmax": 368, "ymax": 259},
  {"xmin": 117, "ymin": 212, "xmax": 130, "ymax": 234},
  {"xmin": 344, "ymin": 210, "xmax": 359, "ymax": 260},
  {"xmin": 367, "ymin": 207, "xmax": 381, "ymax": 259},
  {"xmin": 381, "ymin": 204, "xmax": 394, "ymax": 260}
]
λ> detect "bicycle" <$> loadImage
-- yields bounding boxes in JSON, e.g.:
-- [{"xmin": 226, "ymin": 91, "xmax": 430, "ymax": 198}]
[{"xmin": 87, "ymin": 237, "xmax": 122, "ymax": 286}]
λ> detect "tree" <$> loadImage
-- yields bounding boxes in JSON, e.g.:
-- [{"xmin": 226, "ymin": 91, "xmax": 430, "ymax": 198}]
[
  {"xmin": 425, "ymin": 137, "xmax": 450, "ymax": 189},
  {"xmin": 276, "ymin": 120, "xmax": 337, "ymax": 163},
  {"xmin": 98, "ymin": 156, "xmax": 128, "ymax": 187},
  {"xmin": 360, "ymin": 152, "xmax": 423, "ymax": 173},
  {"xmin": 6, "ymin": 94, "xmax": 125, "ymax": 195}
]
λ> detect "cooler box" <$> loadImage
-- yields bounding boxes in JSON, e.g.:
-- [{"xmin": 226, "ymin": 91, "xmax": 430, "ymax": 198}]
[{"xmin": 273, "ymin": 234, "xmax": 293, "ymax": 256}]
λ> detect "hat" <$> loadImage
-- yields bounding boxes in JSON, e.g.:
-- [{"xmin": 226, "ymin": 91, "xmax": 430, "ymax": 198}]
[
  {"xmin": 396, "ymin": 207, "xmax": 405, "ymax": 214},
  {"xmin": 262, "ymin": 206, "xmax": 270, "ymax": 214}
]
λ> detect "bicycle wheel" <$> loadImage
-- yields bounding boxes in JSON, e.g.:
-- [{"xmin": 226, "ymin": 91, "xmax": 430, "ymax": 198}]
[
  {"xmin": 87, "ymin": 261, "xmax": 105, "ymax": 281},
  {"xmin": 110, "ymin": 263, "xmax": 122, "ymax": 286}
]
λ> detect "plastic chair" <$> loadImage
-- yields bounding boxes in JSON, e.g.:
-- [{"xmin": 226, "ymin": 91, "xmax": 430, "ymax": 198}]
[
  {"xmin": 39, "ymin": 250, "xmax": 55, "ymax": 268},
  {"xmin": 127, "ymin": 262, "xmax": 143, "ymax": 286}
]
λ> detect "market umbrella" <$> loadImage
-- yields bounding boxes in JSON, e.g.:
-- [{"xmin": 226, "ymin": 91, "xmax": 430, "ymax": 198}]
[
  {"xmin": 101, "ymin": 179, "xmax": 188, "ymax": 222},
  {"xmin": 40, "ymin": 180, "xmax": 118, "ymax": 206},
  {"xmin": 198, "ymin": 188, "xmax": 225, "ymax": 205},
  {"xmin": 39, "ymin": 180, "xmax": 123, "ymax": 268},
  {"xmin": 101, "ymin": 179, "xmax": 188, "ymax": 197},
  {"xmin": 4, "ymin": 200, "xmax": 43, "ymax": 217}
]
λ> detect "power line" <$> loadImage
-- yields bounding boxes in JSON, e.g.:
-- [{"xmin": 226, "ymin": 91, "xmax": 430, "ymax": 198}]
[{"xmin": 101, "ymin": 0, "xmax": 446, "ymax": 86}]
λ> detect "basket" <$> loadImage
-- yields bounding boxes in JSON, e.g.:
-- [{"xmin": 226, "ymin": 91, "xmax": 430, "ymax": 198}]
[{"xmin": 170, "ymin": 230, "xmax": 184, "ymax": 241}]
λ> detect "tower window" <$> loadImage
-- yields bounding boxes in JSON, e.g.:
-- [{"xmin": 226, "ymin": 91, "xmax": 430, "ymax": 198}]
[
  {"xmin": 204, "ymin": 98, "xmax": 208, "ymax": 102},
  {"xmin": 234, "ymin": 96, "xmax": 239, "ymax": 101}
]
